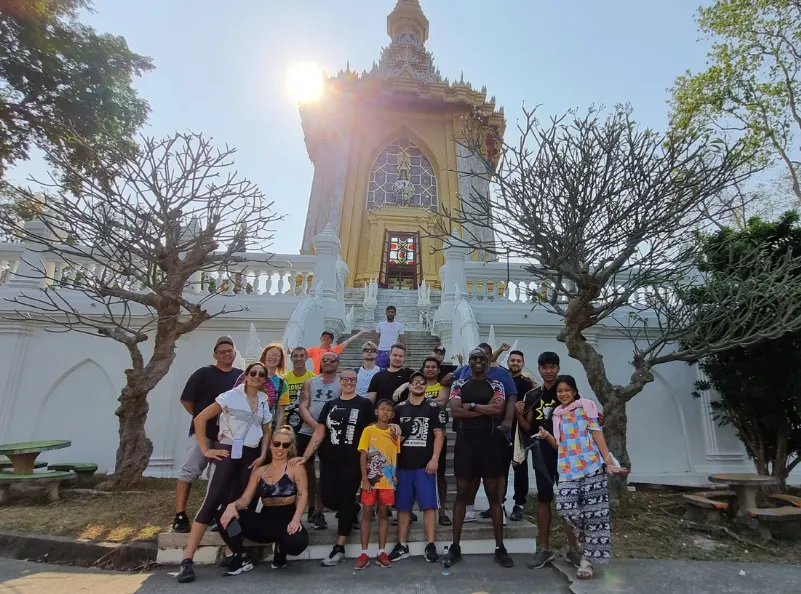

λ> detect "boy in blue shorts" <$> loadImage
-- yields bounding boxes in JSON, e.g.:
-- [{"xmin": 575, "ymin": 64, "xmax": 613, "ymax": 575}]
[{"xmin": 389, "ymin": 371, "xmax": 446, "ymax": 563}]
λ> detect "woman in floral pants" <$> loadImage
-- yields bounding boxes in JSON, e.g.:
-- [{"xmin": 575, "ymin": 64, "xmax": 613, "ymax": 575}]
[{"xmin": 536, "ymin": 375, "xmax": 627, "ymax": 580}]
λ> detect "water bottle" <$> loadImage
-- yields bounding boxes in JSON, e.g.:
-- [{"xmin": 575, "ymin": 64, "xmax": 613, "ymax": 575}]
[{"xmin": 441, "ymin": 545, "xmax": 451, "ymax": 568}]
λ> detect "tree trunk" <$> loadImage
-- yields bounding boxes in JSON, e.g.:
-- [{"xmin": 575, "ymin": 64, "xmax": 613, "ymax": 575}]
[
  {"xmin": 97, "ymin": 385, "xmax": 153, "ymax": 490},
  {"xmin": 601, "ymin": 396, "xmax": 630, "ymax": 499}
]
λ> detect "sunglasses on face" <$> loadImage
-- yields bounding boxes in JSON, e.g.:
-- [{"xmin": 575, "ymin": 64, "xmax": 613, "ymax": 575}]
[
  {"xmin": 363, "ymin": 348, "xmax": 377, "ymax": 353},
  {"xmin": 216, "ymin": 349, "xmax": 234, "ymax": 355},
  {"xmin": 271, "ymin": 441, "xmax": 291, "ymax": 449},
  {"xmin": 410, "ymin": 379, "xmax": 427, "ymax": 386},
  {"xmin": 322, "ymin": 358, "xmax": 338, "ymax": 363},
  {"xmin": 340, "ymin": 377, "xmax": 357, "ymax": 383},
  {"xmin": 248, "ymin": 370, "xmax": 266, "ymax": 378}
]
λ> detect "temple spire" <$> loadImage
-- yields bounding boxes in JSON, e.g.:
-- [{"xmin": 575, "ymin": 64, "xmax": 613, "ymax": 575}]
[
  {"xmin": 377, "ymin": 1, "xmax": 439, "ymax": 82},
  {"xmin": 387, "ymin": 0, "xmax": 429, "ymax": 43}
]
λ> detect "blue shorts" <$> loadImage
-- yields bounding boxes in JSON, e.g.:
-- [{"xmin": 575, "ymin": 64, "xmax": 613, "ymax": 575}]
[{"xmin": 395, "ymin": 468, "xmax": 439, "ymax": 512}]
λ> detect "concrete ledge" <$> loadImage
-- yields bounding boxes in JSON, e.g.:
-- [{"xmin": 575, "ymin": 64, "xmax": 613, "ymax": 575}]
[
  {"xmin": 157, "ymin": 515, "xmax": 537, "ymax": 564},
  {"xmin": 0, "ymin": 530, "xmax": 156, "ymax": 570}
]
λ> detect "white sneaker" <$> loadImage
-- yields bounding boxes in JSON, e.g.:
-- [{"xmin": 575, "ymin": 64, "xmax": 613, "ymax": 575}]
[
  {"xmin": 502, "ymin": 506, "xmax": 508, "ymax": 526},
  {"xmin": 464, "ymin": 509, "xmax": 477, "ymax": 523},
  {"xmin": 321, "ymin": 545, "xmax": 345, "ymax": 566}
]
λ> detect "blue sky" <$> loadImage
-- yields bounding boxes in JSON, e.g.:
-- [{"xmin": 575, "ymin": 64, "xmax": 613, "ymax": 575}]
[{"xmin": 13, "ymin": 0, "xmax": 710, "ymax": 254}]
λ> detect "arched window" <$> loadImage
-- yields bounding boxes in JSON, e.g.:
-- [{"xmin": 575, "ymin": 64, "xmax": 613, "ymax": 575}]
[{"xmin": 367, "ymin": 138, "xmax": 437, "ymax": 212}]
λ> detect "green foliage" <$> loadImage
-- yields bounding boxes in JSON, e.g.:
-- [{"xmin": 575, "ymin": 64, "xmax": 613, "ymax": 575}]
[
  {"xmin": 670, "ymin": 0, "xmax": 801, "ymax": 201},
  {"xmin": 691, "ymin": 212, "xmax": 801, "ymax": 480},
  {"xmin": 0, "ymin": 0, "xmax": 153, "ymax": 185}
]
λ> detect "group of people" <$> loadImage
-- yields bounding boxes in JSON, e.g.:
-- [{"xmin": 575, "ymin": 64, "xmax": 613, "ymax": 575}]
[{"xmin": 172, "ymin": 305, "xmax": 625, "ymax": 584}]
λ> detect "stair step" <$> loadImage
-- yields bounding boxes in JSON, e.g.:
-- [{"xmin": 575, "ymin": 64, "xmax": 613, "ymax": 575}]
[{"xmin": 156, "ymin": 514, "xmax": 536, "ymax": 564}]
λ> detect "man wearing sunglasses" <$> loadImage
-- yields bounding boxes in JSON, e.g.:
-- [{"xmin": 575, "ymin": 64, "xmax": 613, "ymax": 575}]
[
  {"xmin": 172, "ymin": 336, "xmax": 242, "ymax": 534},
  {"xmin": 307, "ymin": 329, "xmax": 366, "ymax": 374},
  {"xmin": 355, "ymin": 340, "xmax": 382, "ymax": 397},
  {"xmin": 298, "ymin": 352, "xmax": 341, "ymax": 530}
]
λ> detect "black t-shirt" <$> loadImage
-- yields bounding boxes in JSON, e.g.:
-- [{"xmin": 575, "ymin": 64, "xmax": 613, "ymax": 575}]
[
  {"xmin": 180, "ymin": 365, "xmax": 243, "ymax": 439},
  {"xmin": 317, "ymin": 396, "xmax": 376, "ymax": 464},
  {"xmin": 523, "ymin": 384, "xmax": 558, "ymax": 436},
  {"xmin": 450, "ymin": 377, "xmax": 505, "ymax": 434},
  {"xmin": 367, "ymin": 367, "xmax": 414, "ymax": 407},
  {"xmin": 511, "ymin": 375, "xmax": 535, "ymax": 434},
  {"xmin": 396, "ymin": 398, "xmax": 446, "ymax": 470},
  {"xmin": 437, "ymin": 363, "xmax": 457, "ymax": 382}
]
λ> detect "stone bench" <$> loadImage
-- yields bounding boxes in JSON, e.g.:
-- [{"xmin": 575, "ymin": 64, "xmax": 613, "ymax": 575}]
[
  {"xmin": 747, "ymin": 507, "xmax": 801, "ymax": 540},
  {"xmin": 682, "ymin": 493, "xmax": 731, "ymax": 522},
  {"xmin": 768, "ymin": 493, "xmax": 801, "ymax": 509},
  {"xmin": 0, "ymin": 471, "xmax": 76, "ymax": 504},
  {"xmin": 0, "ymin": 460, "xmax": 47, "ymax": 471},
  {"xmin": 47, "ymin": 463, "xmax": 98, "ymax": 485}
]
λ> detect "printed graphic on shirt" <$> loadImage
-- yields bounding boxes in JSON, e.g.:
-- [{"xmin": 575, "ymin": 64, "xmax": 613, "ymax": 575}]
[{"xmin": 358, "ymin": 425, "xmax": 399, "ymax": 490}]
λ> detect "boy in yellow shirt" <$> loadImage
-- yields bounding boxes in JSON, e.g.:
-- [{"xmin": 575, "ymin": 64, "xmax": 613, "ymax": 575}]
[{"xmin": 356, "ymin": 399, "xmax": 400, "ymax": 569}]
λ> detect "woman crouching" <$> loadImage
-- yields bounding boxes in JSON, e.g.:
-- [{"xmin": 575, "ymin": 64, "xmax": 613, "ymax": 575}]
[
  {"xmin": 217, "ymin": 425, "xmax": 310, "ymax": 575},
  {"xmin": 535, "ymin": 375, "xmax": 627, "ymax": 580}
]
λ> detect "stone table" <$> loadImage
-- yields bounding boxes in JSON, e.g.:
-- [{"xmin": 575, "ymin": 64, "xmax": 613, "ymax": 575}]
[
  {"xmin": 0, "ymin": 440, "xmax": 71, "ymax": 475},
  {"xmin": 708, "ymin": 473, "xmax": 779, "ymax": 520}
]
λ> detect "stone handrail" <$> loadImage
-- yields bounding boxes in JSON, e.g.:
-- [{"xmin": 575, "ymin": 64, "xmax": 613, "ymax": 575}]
[{"xmin": 452, "ymin": 296, "xmax": 481, "ymax": 360}]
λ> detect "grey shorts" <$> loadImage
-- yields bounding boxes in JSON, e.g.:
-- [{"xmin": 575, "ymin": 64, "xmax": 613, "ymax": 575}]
[{"xmin": 177, "ymin": 436, "xmax": 213, "ymax": 483}]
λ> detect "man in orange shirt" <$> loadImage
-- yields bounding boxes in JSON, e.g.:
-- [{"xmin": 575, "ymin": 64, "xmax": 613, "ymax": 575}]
[{"xmin": 307, "ymin": 329, "xmax": 366, "ymax": 373}]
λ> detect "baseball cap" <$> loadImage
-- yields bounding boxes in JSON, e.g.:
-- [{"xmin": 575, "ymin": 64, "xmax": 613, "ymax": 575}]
[
  {"xmin": 214, "ymin": 336, "xmax": 234, "ymax": 350},
  {"xmin": 409, "ymin": 370, "xmax": 426, "ymax": 382}
]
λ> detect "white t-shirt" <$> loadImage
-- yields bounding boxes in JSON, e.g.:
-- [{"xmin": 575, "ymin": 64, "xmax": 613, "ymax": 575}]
[
  {"xmin": 376, "ymin": 320, "xmax": 404, "ymax": 350},
  {"xmin": 356, "ymin": 366, "xmax": 382, "ymax": 396},
  {"xmin": 215, "ymin": 385, "xmax": 273, "ymax": 448}
]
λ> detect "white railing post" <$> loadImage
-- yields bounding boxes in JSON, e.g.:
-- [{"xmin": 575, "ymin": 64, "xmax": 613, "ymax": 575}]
[
  {"xmin": 312, "ymin": 223, "xmax": 346, "ymax": 337},
  {"xmin": 7, "ymin": 219, "xmax": 50, "ymax": 289}
]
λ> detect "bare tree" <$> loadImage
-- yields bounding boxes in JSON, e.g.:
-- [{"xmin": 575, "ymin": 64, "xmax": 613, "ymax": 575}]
[
  {"xmin": 0, "ymin": 132, "xmax": 282, "ymax": 489},
  {"xmin": 440, "ymin": 106, "xmax": 801, "ymax": 496}
]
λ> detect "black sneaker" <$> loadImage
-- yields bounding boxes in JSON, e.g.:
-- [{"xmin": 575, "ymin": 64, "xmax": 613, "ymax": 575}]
[
  {"xmin": 441, "ymin": 543, "xmax": 461, "ymax": 567},
  {"xmin": 509, "ymin": 505, "xmax": 524, "ymax": 521},
  {"xmin": 388, "ymin": 542, "xmax": 410, "ymax": 562},
  {"xmin": 225, "ymin": 553, "xmax": 254, "ymax": 576},
  {"xmin": 172, "ymin": 513, "xmax": 190, "ymax": 533},
  {"xmin": 307, "ymin": 507, "xmax": 316, "ymax": 523},
  {"xmin": 479, "ymin": 508, "xmax": 492, "ymax": 519},
  {"xmin": 313, "ymin": 511, "xmax": 328, "ymax": 530},
  {"xmin": 271, "ymin": 546, "xmax": 287, "ymax": 569},
  {"xmin": 527, "ymin": 548, "xmax": 555, "ymax": 569},
  {"xmin": 494, "ymin": 545, "xmax": 514, "ymax": 568},
  {"xmin": 176, "ymin": 558, "xmax": 195, "ymax": 583},
  {"xmin": 424, "ymin": 542, "xmax": 439, "ymax": 563},
  {"xmin": 218, "ymin": 553, "xmax": 233, "ymax": 568}
]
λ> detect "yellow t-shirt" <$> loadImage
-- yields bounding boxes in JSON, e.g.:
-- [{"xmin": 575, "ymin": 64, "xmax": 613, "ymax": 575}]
[
  {"xmin": 424, "ymin": 382, "xmax": 443, "ymax": 401},
  {"xmin": 357, "ymin": 425, "xmax": 400, "ymax": 490},
  {"xmin": 281, "ymin": 370, "xmax": 316, "ymax": 424}
]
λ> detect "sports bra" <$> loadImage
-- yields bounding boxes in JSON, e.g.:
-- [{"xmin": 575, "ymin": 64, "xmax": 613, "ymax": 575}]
[{"xmin": 257, "ymin": 465, "xmax": 297, "ymax": 499}]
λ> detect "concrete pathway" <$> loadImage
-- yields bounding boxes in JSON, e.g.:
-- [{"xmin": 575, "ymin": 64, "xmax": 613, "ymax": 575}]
[{"xmin": 0, "ymin": 556, "xmax": 799, "ymax": 593}]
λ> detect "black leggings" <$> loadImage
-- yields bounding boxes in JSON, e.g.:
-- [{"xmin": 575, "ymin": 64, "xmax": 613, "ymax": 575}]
[
  {"xmin": 218, "ymin": 504, "xmax": 309, "ymax": 557},
  {"xmin": 194, "ymin": 443, "xmax": 260, "ymax": 525},
  {"xmin": 319, "ymin": 459, "xmax": 361, "ymax": 537}
]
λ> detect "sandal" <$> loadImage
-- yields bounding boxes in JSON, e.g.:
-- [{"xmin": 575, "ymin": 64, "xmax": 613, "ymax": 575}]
[
  {"xmin": 576, "ymin": 558, "xmax": 594, "ymax": 580},
  {"xmin": 438, "ymin": 513, "xmax": 452, "ymax": 527}
]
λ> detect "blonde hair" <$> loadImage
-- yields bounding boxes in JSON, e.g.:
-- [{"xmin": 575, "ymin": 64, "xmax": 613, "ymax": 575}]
[
  {"xmin": 362, "ymin": 340, "xmax": 378, "ymax": 351},
  {"xmin": 259, "ymin": 342, "xmax": 287, "ymax": 375},
  {"xmin": 272, "ymin": 425, "xmax": 297, "ymax": 459}
]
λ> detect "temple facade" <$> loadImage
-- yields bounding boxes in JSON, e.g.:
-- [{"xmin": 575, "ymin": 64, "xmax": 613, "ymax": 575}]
[{"xmin": 299, "ymin": 0, "xmax": 503, "ymax": 289}]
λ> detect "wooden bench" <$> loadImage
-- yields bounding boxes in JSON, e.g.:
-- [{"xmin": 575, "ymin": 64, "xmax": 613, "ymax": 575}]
[
  {"xmin": 47, "ymin": 463, "xmax": 98, "ymax": 485},
  {"xmin": 768, "ymin": 493, "xmax": 801, "ymax": 509},
  {"xmin": 0, "ymin": 460, "xmax": 47, "ymax": 471},
  {"xmin": 682, "ymin": 493, "xmax": 730, "ymax": 522},
  {"xmin": 0, "ymin": 471, "xmax": 75, "ymax": 504}
]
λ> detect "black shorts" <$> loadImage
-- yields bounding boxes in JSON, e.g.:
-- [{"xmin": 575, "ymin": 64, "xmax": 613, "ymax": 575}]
[
  {"xmin": 296, "ymin": 433, "xmax": 317, "ymax": 463},
  {"xmin": 453, "ymin": 430, "xmax": 508, "ymax": 479},
  {"xmin": 533, "ymin": 442, "xmax": 559, "ymax": 502}
]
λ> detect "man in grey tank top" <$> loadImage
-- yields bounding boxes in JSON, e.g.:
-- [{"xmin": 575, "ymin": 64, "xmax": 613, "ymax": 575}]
[{"xmin": 298, "ymin": 352, "xmax": 341, "ymax": 530}]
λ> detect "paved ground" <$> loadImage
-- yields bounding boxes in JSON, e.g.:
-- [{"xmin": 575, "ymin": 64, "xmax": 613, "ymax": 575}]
[{"xmin": 0, "ymin": 556, "xmax": 800, "ymax": 593}]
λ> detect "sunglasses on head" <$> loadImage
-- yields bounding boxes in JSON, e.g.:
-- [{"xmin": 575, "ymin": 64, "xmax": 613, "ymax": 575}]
[
  {"xmin": 271, "ymin": 440, "xmax": 291, "ymax": 449},
  {"xmin": 248, "ymin": 370, "xmax": 266, "ymax": 378}
]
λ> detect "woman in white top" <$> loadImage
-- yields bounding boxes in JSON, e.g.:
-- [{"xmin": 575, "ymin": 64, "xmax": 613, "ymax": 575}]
[{"xmin": 178, "ymin": 361, "xmax": 274, "ymax": 576}]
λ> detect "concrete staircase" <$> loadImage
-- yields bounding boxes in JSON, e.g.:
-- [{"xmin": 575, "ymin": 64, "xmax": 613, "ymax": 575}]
[
  {"xmin": 337, "ymin": 330, "xmax": 441, "ymax": 370},
  {"xmin": 344, "ymin": 287, "xmax": 441, "ymax": 332}
]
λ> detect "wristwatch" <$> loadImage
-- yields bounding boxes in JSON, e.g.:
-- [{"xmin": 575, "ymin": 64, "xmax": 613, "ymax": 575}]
[{"xmin": 469, "ymin": 402, "xmax": 477, "ymax": 410}]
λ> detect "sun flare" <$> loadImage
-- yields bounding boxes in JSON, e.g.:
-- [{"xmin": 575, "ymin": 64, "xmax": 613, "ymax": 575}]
[{"xmin": 287, "ymin": 63, "xmax": 323, "ymax": 103}]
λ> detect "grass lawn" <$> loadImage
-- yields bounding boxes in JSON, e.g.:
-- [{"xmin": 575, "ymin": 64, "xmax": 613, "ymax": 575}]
[
  {"xmin": 0, "ymin": 476, "xmax": 799, "ymax": 565},
  {"xmin": 524, "ymin": 486, "xmax": 801, "ymax": 564}
]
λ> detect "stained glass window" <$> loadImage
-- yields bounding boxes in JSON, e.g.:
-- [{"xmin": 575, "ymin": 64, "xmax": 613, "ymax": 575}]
[
  {"xmin": 368, "ymin": 138, "xmax": 437, "ymax": 212},
  {"xmin": 389, "ymin": 235, "xmax": 415, "ymax": 265}
]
